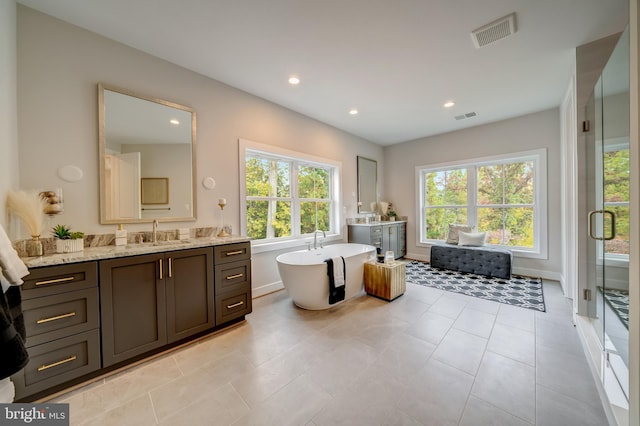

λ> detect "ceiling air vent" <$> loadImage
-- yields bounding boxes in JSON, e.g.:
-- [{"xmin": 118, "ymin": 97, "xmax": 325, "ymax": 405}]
[
  {"xmin": 471, "ymin": 13, "xmax": 516, "ymax": 48},
  {"xmin": 454, "ymin": 112, "xmax": 478, "ymax": 121}
]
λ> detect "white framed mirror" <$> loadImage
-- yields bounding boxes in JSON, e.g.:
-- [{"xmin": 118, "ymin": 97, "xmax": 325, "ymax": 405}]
[
  {"xmin": 357, "ymin": 156, "xmax": 377, "ymax": 213},
  {"xmin": 98, "ymin": 83, "xmax": 197, "ymax": 224}
]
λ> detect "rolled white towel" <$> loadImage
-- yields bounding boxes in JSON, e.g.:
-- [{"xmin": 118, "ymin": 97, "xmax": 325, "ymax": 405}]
[
  {"xmin": 0, "ymin": 225, "xmax": 28, "ymax": 285},
  {"xmin": 332, "ymin": 256, "xmax": 345, "ymax": 288}
]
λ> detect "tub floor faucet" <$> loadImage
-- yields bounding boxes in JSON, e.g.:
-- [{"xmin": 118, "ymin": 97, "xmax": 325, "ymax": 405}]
[{"xmin": 313, "ymin": 230, "xmax": 326, "ymax": 249}]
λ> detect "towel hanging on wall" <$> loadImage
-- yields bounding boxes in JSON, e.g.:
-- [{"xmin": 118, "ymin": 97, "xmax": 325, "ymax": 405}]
[{"xmin": 0, "ymin": 225, "xmax": 28, "ymax": 285}]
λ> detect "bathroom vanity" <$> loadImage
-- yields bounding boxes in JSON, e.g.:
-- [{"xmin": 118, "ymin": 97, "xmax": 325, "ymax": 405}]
[
  {"xmin": 347, "ymin": 221, "xmax": 406, "ymax": 259},
  {"xmin": 12, "ymin": 238, "xmax": 251, "ymax": 401}
]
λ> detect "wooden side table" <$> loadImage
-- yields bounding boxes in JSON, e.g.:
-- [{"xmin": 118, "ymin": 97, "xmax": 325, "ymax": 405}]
[{"xmin": 364, "ymin": 261, "xmax": 406, "ymax": 301}]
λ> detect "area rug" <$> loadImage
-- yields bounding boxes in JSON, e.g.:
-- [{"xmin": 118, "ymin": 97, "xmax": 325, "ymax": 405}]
[
  {"xmin": 600, "ymin": 287, "xmax": 629, "ymax": 330},
  {"xmin": 405, "ymin": 261, "xmax": 546, "ymax": 312}
]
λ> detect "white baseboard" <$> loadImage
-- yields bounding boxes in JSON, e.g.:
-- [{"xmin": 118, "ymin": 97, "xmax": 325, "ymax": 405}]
[
  {"xmin": 512, "ymin": 267, "xmax": 562, "ymax": 283},
  {"xmin": 404, "ymin": 252, "xmax": 429, "ymax": 262},
  {"xmin": 252, "ymin": 280, "xmax": 284, "ymax": 298}
]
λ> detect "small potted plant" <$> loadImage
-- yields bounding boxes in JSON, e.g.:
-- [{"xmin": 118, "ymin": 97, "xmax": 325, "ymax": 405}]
[
  {"xmin": 51, "ymin": 224, "xmax": 85, "ymax": 253},
  {"xmin": 388, "ymin": 209, "xmax": 397, "ymax": 221}
]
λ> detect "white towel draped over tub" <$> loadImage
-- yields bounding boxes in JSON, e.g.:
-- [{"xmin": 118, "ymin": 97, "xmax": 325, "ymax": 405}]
[
  {"xmin": 324, "ymin": 256, "xmax": 346, "ymax": 305},
  {"xmin": 332, "ymin": 256, "xmax": 345, "ymax": 288}
]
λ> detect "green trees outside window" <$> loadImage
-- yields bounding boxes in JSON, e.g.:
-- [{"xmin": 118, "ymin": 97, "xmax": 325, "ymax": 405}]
[
  {"xmin": 245, "ymin": 153, "xmax": 334, "ymax": 241},
  {"xmin": 424, "ymin": 169, "xmax": 467, "ymax": 240},
  {"xmin": 477, "ymin": 161, "xmax": 534, "ymax": 247},
  {"xmin": 603, "ymin": 147, "xmax": 630, "ymax": 255},
  {"xmin": 421, "ymin": 152, "xmax": 543, "ymax": 251}
]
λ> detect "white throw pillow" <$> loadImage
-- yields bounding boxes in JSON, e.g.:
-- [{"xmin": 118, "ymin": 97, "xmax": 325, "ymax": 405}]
[
  {"xmin": 458, "ymin": 231, "xmax": 486, "ymax": 247},
  {"xmin": 446, "ymin": 224, "xmax": 473, "ymax": 244}
]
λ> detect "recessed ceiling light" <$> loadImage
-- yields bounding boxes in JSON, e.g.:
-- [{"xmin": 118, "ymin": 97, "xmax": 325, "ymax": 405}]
[
  {"xmin": 169, "ymin": 119, "xmax": 180, "ymax": 125},
  {"xmin": 288, "ymin": 76, "xmax": 300, "ymax": 85},
  {"xmin": 349, "ymin": 109, "xmax": 359, "ymax": 115},
  {"xmin": 443, "ymin": 101, "xmax": 455, "ymax": 108}
]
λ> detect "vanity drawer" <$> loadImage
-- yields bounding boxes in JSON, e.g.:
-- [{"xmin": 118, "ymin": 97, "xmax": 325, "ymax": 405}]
[
  {"xmin": 215, "ymin": 290, "xmax": 252, "ymax": 325},
  {"xmin": 22, "ymin": 288, "xmax": 99, "ymax": 347},
  {"xmin": 22, "ymin": 262, "xmax": 98, "ymax": 299},
  {"xmin": 215, "ymin": 259, "xmax": 251, "ymax": 294},
  {"xmin": 370, "ymin": 226, "xmax": 383, "ymax": 238},
  {"xmin": 12, "ymin": 329, "xmax": 101, "ymax": 400},
  {"xmin": 214, "ymin": 242, "xmax": 251, "ymax": 264}
]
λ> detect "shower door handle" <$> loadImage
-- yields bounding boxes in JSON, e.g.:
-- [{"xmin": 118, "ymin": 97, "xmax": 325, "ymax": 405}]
[
  {"xmin": 588, "ymin": 209, "xmax": 617, "ymax": 241},
  {"xmin": 603, "ymin": 210, "xmax": 616, "ymax": 241}
]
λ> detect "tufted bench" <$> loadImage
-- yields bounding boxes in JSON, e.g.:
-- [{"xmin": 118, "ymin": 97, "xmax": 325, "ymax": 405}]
[{"xmin": 429, "ymin": 243, "xmax": 512, "ymax": 279}]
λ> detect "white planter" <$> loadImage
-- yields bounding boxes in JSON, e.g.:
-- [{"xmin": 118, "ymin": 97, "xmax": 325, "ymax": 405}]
[{"xmin": 56, "ymin": 239, "xmax": 84, "ymax": 253}]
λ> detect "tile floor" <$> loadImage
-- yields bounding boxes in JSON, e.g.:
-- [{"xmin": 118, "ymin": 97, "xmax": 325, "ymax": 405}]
[{"xmin": 51, "ymin": 280, "xmax": 610, "ymax": 425}]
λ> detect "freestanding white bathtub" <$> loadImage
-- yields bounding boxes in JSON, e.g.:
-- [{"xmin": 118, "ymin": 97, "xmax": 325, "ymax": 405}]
[{"xmin": 276, "ymin": 243, "xmax": 376, "ymax": 310}]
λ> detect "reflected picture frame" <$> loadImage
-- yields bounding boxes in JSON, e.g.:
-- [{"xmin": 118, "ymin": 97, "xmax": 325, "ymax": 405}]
[{"xmin": 141, "ymin": 178, "xmax": 169, "ymax": 204}]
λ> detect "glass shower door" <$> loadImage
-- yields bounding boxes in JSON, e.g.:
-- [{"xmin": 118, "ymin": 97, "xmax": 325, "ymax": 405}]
[
  {"xmin": 586, "ymin": 26, "xmax": 630, "ymax": 403},
  {"xmin": 600, "ymin": 26, "xmax": 630, "ymax": 401}
]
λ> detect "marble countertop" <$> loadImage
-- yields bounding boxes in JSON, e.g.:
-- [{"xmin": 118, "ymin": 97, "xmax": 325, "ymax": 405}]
[
  {"xmin": 347, "ymin": 220, "xmax": 407, "ymax": 227},
  {"xmin": 22, "ymin": 235, "xmax": 251, "ymax": 268}
]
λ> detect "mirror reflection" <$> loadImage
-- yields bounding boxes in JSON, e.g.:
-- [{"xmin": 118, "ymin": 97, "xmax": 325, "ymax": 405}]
[
  {"xmin": 357, "ymin": 156, "xmax": 377, "ymax": 213},
  {"xmin": 99, "ymin": 84, "xmax": 197, "ymax": 224}
]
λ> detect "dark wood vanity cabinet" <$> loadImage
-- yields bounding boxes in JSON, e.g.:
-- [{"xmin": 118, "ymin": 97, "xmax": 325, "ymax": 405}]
[
  {"xmin": 13, "ymin": 241, "xmax": 251, "ymax": 400},
  {"xmin": 214, "ymin": 242, "xmax": 252, "ymax": 325},
  {"xmin": 100, "ymin": 247, "xmax": 213, "ymax": 367},
  {"xmin": 12, "ymin": 262, "xmax": 101, "ymax": 400}
]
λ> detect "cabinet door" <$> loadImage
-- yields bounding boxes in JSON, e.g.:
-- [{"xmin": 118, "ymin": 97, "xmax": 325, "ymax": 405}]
[
  {"xmin": 166, "ymin": 247, "xmax": 214, "ymax": 343},
  {"xmin": 398, "ymin": 223, "xmax": 406, "ymax": 257},
  {"xmin": 100, "ymin": 253, "xmax": 167, "ymax": 367}
]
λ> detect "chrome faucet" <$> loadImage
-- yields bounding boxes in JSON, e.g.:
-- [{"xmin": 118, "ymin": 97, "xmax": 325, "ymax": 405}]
[
  {"xmin": 152, "ymin": 219, "xmax": 159, "ymax": 243},
  {"xmin": 313, "ymin": 230, "xmax": 326, "ymax": 249}
]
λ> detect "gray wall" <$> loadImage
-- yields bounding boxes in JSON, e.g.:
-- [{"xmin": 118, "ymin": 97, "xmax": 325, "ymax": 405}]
[
  {"xmin": 16, "ymin": 6, "xmax": 383, "ymax": 295},
  {"xmin": 383, "ymin": 109, "xmax": 562, "ymax": 280}
]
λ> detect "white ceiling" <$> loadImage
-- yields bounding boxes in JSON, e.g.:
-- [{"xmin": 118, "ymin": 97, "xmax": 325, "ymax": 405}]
[{"xmin": 18, "ymin": 0, "xmax": 629, "ymax": 145}]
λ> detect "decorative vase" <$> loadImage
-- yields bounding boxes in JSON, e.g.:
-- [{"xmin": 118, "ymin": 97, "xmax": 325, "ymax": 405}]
[
  {"xmin": 26, "ymin": 235, "xmax": 44, "ymax": 257},
  {"xmin": 379, "ymin": 201, "xmax": 389, "ymax": 216},
  {"xmin": 56, "ymin": 238, "xmax": 84, "ymax": 254}
]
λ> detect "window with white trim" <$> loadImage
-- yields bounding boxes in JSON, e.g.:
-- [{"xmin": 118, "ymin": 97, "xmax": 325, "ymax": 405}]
[
  {"xmin": 240, "ymin": 140, "xmax": 340, "ymax": 245},
  {"xmin": 417, "ymin": 149, "xmax": 547, "ymax": 257}
]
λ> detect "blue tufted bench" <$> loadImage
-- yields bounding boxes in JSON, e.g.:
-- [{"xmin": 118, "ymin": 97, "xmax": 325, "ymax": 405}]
[{"xmin": 429, "ymin": 243, "xmax": 512, "ymax": 279}]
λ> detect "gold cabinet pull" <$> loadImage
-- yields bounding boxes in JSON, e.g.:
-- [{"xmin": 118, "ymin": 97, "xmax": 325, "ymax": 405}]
[
  {"xmin": 38, "ymin": 355, "xmax": 77, "ymax": 372},
  {"xmin": 159, "ymin": 259, "xmax": 163, "ymax": 280},
  {"xmin": 35, "ymin": 276, "xmax": 75, "ymax": 286},
  {"xmin": 168, "ymin": 258, "xmax": 173, "ymax": 278},
  {"xmin": 36, "ymin": 312, "xmax": 76, "ymax": 324},
  {"xmin": 226, "ymin": 273, "xmax": 244, "ymax": 280},
  {"xmin": 227, "ymin": 301, "xmax": 244, "ymax": 309},
  {"xmin": 225, "ymin": 250, "xmax": 244, "ymax": 256}
]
